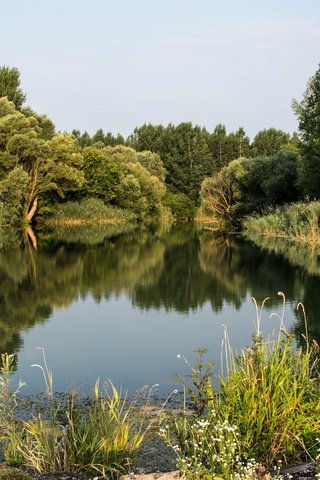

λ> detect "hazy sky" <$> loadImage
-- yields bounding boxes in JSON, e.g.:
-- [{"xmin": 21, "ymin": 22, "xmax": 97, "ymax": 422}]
[{"xmin": 1, "ymin": 0, "xmax": 319, "ymax": 140}]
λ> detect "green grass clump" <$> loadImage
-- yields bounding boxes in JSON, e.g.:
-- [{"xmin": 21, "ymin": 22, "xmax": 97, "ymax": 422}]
[
  {"xmin": 243, "ymin": 200, "xmax": 320, "ymax": 245},
  {"xmin": 49, "ymin": 197, "xmax": 137, "ymax": 224},
  {"xmin": 0, "ymin": 352, "xmax": 155, "ymax": 479},
  {"xmin": 162, "ymin": 296, "xmax": 320, "ymax": 479}
]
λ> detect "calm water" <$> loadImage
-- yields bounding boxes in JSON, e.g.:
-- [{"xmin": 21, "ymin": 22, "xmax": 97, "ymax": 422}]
[{"xmin": 1, "ymin": 223, "xmax": 319, "ymax": 395}]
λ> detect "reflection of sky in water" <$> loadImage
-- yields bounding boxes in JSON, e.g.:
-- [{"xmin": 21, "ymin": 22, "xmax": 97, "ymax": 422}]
[{"xmin": 13, "ymin": 293, "xmax": 298, "ymax": 395}]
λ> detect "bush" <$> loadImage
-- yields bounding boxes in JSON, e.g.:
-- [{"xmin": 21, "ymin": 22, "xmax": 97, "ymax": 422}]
[
  {"xmin": 49, "ymin": 198, "xmax": 137, "ymax": 223},
  {"xmin": 162, "ymin": 193, "xmax": 196, "ymax": 220}
]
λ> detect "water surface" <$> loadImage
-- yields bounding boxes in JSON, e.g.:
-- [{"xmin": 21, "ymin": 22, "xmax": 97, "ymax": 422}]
[{"xmin": 1, "ymin": 223, "xmax": 319, "ymax": 394}]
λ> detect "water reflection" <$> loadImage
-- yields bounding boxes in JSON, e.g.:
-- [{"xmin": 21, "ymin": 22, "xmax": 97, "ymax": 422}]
[{"xmin": 0, "ymin": 223, "xmax": 319, "ymax": 381}]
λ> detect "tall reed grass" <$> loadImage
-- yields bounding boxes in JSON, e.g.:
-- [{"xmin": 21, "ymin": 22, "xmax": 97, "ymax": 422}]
[
  {"xmin": 162, "ymin": 295, "xmax": 320, "ymax": 479},
  {"xmin": 243, "ymin": 200, "xmax": 320, "ymax": 245},
  {"xmin": 0, "ymin": 351, "xmax": 157, "ymax": 478},
  {"xmin": 48, "ymin": 198, "xmax": 137, "ymax": 224}
]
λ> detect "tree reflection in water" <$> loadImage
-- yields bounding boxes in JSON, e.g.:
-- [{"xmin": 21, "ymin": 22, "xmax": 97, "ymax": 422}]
[{"xmin": 0, "ymin": 223, "xmax": 319, "ymax": 371}]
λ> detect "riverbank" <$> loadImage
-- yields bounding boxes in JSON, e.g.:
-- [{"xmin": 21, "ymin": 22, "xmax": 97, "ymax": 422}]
[{"xmin": 242, "ymin": 200, "xmax": 320, "ymax": 245}]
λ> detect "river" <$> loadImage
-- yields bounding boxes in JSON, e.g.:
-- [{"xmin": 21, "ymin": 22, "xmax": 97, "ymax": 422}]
[{"xmin": 0, "ymin": 222, "xmax": 319, "ymax": 395}]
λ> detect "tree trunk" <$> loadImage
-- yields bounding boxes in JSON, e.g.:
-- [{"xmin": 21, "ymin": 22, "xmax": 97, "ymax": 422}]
[{"xmin": 25, "ymin": 197, "xmax": 38, "ymax": 223}]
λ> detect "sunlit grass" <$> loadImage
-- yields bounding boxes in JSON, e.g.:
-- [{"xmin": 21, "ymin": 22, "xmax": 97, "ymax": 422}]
[{"xmin": 243, "ymin": 200, "xmax": 320, "ymax": 245}]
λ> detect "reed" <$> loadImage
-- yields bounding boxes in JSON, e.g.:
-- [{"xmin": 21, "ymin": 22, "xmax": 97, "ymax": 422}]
[
  {"xmin": 243, "ymin": 200, "xmax": 320, "ymax": 245},
  {"xmin": 163, "ymin": 295, "xmax": 320, "ymax": 478},
  {"xmin": 0, "ymin": 351, "xmax": 156, "ymax": 478}
]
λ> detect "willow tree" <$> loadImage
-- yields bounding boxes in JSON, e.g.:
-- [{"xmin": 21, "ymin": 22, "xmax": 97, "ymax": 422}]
[{"xmin": 0, "ymin": 97, "xmax": 84, "ymax": 225}]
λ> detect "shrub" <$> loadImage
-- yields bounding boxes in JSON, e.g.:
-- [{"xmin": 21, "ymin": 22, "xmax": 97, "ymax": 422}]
[
  {"xmin": 162, "ymin": 193, "xmax": 196, "ymax": 220},
  {"xmin": 50, "ymin": 198, "xmax": 137, "ymax": 223}
]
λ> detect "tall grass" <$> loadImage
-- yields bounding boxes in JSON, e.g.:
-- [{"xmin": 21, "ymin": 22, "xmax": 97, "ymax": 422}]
[
  {"xmin": 0, "ymin": 351, "xmax": 156, "ymax": 478},
  {"xmin": 163, "ymin": 295, "xmax": 320, "ymax": 478},
  {"xmin": 243, "ymin": 200, "xmax": 320, "ymax": 245},
  {"xmin": 48, "ymin": 198, "xmax": 137, "ymax": 224}
]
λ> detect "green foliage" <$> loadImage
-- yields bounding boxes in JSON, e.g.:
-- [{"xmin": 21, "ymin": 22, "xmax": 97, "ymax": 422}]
[
  {"xmin": 129, "ymin": 122, "xmax": 214, "ymax": 202},
  {"xmin": 103, "ymin": 144, "xmax": 138, "ymax": 164},
  {"xmin": 115, "ymin": 161, "xmax": 166, "ymax": 217},
  {"xmin": 243, "ymin": 200, "xmax": 320, "ymax": 245},
  {"xmin": 137, "ymin": 150, "xmax": 167, "ymax": 182},
  {"xmin": 162, "ymin": 123, "xmax": 213, "ymax": 202},
  {"xmin": 163, "ymin": 304, "xmax": 320, "ymax": 477},
  {"xmin": 0, "ymin": 66, "xmax": 26, "ymax": 109},
  {"xmin": 209, "ymin": 124, "xmax": 251, "ymax": 171},
  {"xmin": 82, "ymin": 147, "xmax": 120, "ymax": 202},
  {"xmin": 0, "ymin": 98, "xmax": 84, "ymax": 223},
  {"xmin": 22, "ymin": 106, "xmax": 55, "ymax": 140},
  {"xmin": 200, "ymin": 171, "xmax": 235, "ymax": 225},
  {"xmin": 293, "ymin": 64, "xmax": 320, "ymax": 197},
  {"xmin": 161, "ymin": 417, "xmax": 268, "ymax": 480},
  {"xmin": 200, "ymin": 151, "xmax": 299, "ymax": 225},
  {"xmin": 162, "ymin": 193, "xmax": 196, "ymax": 220},
  {"xmin": 0, "ymin": 353, "xmax": 154, "ymax": 478},
  {"xmin": 0, "ymin": 469, "xmax": 32, "ymax": 480},
  {"xmin": 217, "ymin": 329, "xmax": 320, "ymax": 466},
  {"xmin": 0, "ymin": 167, "xmax": 29, "ymax": 226},
  {"xmin": 251, "ymin": 128, "xmax": 291, "ymax": 157},
  {"xmin": 52, "ymin": 198, "xmax": 137, "ymax": 223}
]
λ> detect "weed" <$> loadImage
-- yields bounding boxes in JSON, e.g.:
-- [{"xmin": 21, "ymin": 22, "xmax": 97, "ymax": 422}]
[
  {"xmin": 0, "ymin": 350, "xmax": 157, "ymax": 478},
  {"xmin": 164, "ymin": 295, "xmax": 320, "ymax": 478}
]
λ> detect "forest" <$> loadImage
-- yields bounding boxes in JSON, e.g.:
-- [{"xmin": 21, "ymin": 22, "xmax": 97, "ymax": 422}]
[{"xmin": 0, "ymin": 64, "xmax": 319, "ymax": 239}]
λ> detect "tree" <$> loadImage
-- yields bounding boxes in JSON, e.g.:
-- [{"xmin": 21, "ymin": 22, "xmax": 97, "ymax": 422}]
[
  {"xmin": 136, "ymin": 151, "xmax": 167, "ymax": 182},
  {"xmin": 251, "ymin": 128, "xmax": 290, "ymax": 157},
  {"xmin": 114, "ymin": 162, "xmax": 166, "ymax": 217},
  {"xmin": 22, "ymin": 106, "xmax": 55, "ymax": 139},
  {"xmin": 127, "ymin": 123, "xmax": 165, "ymax": 152},
  {"xmin": 103, "ymin": 145, "xmax": 138, "ymax": 164},
  {"xmin": 293, "ymin": 64, "xmax": 320, "ymax": 197},
  {"xmin": 0, "ymin": 97, "xmax": 84, "ymax": 223},
  {"xmin": 228, "ymin": 127, "xmax": 251, "ymax": 160},
  {"xmin": 200, "ymin": 171, "xmax": 234, "ymax": 224},
  {"xmin": 0, "ymin": 166, "xmax": 29, "ymax": 226},
  {"xmin": 104, "ymin": 132, "xmax": 125, "ymax": 146},
  {"xmin": 200, "ymin": 151, "xmax": 299, "ymax": 225},
  {"xmin": 162, "ymin": 123, "xmax": 213, "ymax": 202},
  {"xmin": 0, "ymin": 65, "xmax": 26, "ymax": 109},
  {"xmin": 91, "ymin": 128, "xmax": 105, "ymax": 145},
  {"xmin": 82, "ymin": 147, "xmax": 120, "ymax": 202},
  {"xmin": 209, "ymin": 124, "xmax": 229, "ymax": 171}
]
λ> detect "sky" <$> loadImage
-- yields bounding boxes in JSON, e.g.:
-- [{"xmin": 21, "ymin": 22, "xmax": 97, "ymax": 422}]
[{"xmin": 1, "ymin": 0, "xmax": 320, "ymax": 140}]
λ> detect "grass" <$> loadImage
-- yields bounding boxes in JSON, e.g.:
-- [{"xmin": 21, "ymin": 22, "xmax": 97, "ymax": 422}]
[
  {"xmin": 0, "ymin": 351, "xmax": 158, "ymax": 478},
  {"xmin": 1, "ymin": 298, "xmax": 320, "ymax": 479},
  {"xmin": 47, "ymin": 198, "xmax": 138, "ymax": 225},
  {"xmin": 243, "ymin": 200, "xmax": 320, "ymax": 245},
  {"xmin": 162, "ymin": 295, "xmax": 320, "ymax": 479}
]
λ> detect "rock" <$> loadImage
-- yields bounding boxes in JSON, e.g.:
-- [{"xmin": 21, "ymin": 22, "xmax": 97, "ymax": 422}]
[{"xmin": 120, "ymin": 471, "xmax": 181, "ymax": 480}]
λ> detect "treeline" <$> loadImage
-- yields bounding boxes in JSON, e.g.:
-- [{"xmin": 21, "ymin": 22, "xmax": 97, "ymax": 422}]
[{"xmin": 0, "ymin": 64, "xmax": 319, "ymax": 228}]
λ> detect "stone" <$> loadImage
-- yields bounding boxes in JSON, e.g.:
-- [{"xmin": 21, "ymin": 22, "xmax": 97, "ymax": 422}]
[{"xmin": 120, "ymin": 471, "xmax": 181, "ymax": 480}]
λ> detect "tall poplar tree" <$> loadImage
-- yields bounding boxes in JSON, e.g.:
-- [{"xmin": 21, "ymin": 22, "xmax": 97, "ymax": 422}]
[{"xmin": 293, "ymin": 64, "xmax": 320, "ymax": 197}]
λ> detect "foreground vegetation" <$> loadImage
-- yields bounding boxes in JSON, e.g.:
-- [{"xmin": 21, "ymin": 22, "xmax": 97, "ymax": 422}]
[
  {"xmin": 0, "ymin": 300, "xmax": 320, "ymax": 479},
  {"xmin": 243, "ymin": 201, "xmax": 320, "ymax": 245}
]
